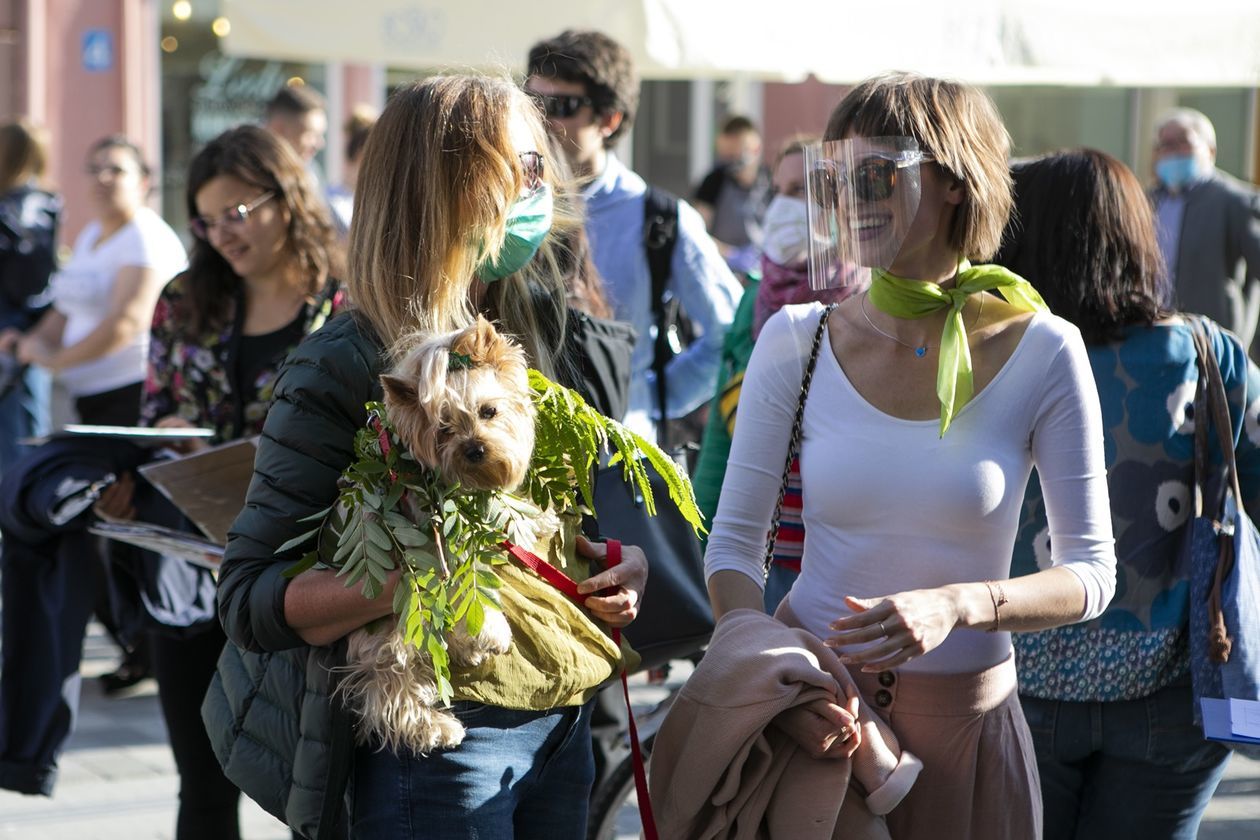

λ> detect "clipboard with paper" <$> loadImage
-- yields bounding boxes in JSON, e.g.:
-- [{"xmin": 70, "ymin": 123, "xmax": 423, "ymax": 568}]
[{"xmin": 88, "ymin": 437, "xmax": 259, "ymax": 569}]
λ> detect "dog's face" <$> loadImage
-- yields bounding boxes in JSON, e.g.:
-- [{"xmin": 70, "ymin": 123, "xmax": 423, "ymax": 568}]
[{"xmin": 381, "ymin": 316, "xmax": 535, "ymax": 491}]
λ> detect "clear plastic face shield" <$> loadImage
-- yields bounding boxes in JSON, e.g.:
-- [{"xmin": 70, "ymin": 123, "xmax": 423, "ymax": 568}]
[{"xmin": 804, "ymin": 136, "xmax": 932, "ymax": 291}]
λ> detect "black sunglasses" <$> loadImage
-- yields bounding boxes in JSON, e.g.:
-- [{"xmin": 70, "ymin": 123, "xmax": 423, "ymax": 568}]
[
  {"xmin": 809, "ymin": 153, "xmax": 935, "ymax": 207},
  {"xmin": 525, "ymin": 90, "xmax": 593, "ymax": 119}
]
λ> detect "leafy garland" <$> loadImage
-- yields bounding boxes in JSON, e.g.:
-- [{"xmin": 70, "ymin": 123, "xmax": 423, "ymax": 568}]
[{"xmin": 279, "ymin": 370, "xmax": 703, "ymax": 703}]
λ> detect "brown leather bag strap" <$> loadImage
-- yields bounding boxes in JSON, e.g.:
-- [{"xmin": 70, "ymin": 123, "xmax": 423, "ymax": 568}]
[{"xmin": 1188, "ymin": 315, "xmax": 1240, "ymax": 664}]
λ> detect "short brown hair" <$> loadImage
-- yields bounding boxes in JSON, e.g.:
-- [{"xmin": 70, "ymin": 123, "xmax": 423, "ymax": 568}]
[
  {"xmin": 824, "ymin": 73, "xmax": 1013, "ymax": 260},
  {"xmin": 527, "ymin": 30, "xmax": 639, "ymax": 149},
  {"xmin": 0, "ymin": 120, "xmax": 49, "ymax": 194},
  {"xmin": 264, "ymin": 83, "xmax": 326, "ymax": 120},
  {"xmin": 344, "ymin": 105, "xmax": 377, "ymax": 163}
]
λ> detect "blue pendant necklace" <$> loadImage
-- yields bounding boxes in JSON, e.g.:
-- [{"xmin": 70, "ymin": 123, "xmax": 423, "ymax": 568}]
[{"xmin": 859, "ymin": 290, "xmax": 983, "ymax": 358}]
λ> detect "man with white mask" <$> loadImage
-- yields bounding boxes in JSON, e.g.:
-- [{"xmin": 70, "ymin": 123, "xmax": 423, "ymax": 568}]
[
  {"xmin": 692, "ymin": 136, "xmax": 852, "ymax": 613},
  {"xmin": 1150, "ymin": 108, "xmax": 1260, "ymax": 353}
]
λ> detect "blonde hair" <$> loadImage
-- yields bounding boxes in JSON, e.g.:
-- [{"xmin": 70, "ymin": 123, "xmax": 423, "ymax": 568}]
[
  {"xmin": 0, "ymin": 120, "xmax": 50, "ymax": 194},
  {"xmin": 348, "ymin": 74, "xmax": 574, "ymax": 375},
  {"xmin": 824, "ymin": 72, "xmax": 1013, "ymax": 261}
]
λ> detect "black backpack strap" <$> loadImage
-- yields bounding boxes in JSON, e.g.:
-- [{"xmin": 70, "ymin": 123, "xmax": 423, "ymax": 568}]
[{"xmin": 643, "ymin": 186, "xmax": 679, "ymax": 445}]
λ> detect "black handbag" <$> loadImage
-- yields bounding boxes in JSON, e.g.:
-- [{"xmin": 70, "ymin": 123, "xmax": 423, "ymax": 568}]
[{"xmin": 590, "ymin": 458, "xmax": 712, "ymax": 670}]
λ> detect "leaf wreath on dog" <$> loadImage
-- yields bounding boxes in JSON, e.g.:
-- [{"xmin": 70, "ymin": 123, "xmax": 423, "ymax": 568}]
[{"xmin": 279, "ymin": 329, "xmax": 702, "ymax": 712}]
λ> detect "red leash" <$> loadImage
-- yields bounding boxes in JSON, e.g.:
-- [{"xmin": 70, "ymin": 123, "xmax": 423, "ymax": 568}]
[{"xmin": 503, "ymin": 538, "xmax": 658, "ymax": 840}]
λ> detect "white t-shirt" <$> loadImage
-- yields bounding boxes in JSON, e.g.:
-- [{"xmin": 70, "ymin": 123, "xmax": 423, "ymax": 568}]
[
  {"xmin": 704, "ymin": 302, "xmax": 1117, "ymax": 675},
  {"xmin": 50, "ymin": 207, "xmax": 186, "ymax": 397}
]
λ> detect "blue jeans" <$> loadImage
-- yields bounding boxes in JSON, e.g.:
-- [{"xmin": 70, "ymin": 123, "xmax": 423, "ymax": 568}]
[
  {"xmin": 1020, "ymin": 683, "xmax": 1231, "ymax": 840},
  {"xmin": 350, "ymin": 700, "xmax": 595, "ymax": 839},
  {"xmin": 763, "ymin": 563, "xmax": 799, "ymax": 615},
  {"xmin": 0, "ymin": 364, "xmax": 49, "ymax": 476}
]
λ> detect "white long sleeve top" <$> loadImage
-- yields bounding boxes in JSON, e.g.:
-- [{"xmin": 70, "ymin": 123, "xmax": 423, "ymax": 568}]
[{"xmin": 704, "ymin": 303, "xmax": 1117, "ymax": 674}]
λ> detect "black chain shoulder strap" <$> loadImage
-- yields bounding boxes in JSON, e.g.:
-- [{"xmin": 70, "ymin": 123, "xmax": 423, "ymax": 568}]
[{"xmin": 764, "ymin": 304, "xmax": 836, "ymax": 577}]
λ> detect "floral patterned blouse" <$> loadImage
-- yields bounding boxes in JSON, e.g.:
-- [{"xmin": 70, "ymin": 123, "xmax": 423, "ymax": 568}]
[
  {"xmin": 1012, "ymin": 319, "xmax": 1260, "ymax": 702},
  {"xmin": 141, "ymin": 275, "xmax": 346, "ymax": 444}
]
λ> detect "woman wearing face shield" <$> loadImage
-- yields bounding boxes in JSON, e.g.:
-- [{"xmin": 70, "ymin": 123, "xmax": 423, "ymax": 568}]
[{"xmin": 701, "ymin": 74, "xmax": 1117, "ymax": 837}]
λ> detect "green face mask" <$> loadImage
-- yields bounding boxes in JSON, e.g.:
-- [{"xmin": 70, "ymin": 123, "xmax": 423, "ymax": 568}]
[{"xmin": 477, "ymin": 186, "xmax": 554, "ymax": 282}]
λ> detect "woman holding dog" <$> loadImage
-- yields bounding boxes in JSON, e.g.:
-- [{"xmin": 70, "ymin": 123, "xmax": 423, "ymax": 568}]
[
  {"xmin": 702, "ymin": 73, "xmax": 1117, "ymax": 837},
  {"xmin": 217, "ymin": 75, "xmax": 647, "ymax": 840}
]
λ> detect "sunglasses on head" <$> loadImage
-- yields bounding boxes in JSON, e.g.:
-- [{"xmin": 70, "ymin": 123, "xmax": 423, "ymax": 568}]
[
  {"xmin": 525, "ymin": 90, "xmax": 593, "ymax": 120},
  {"xmin": 809, "ymin": 152, "xmax": 935, "ymax": 207},
  {"xmin": 517, "ymin": 151, "xmax": 545, "ymax": 193},
  {"xmin": 189, "ymin": 191, "xmax": 275, "ymax": 240}
]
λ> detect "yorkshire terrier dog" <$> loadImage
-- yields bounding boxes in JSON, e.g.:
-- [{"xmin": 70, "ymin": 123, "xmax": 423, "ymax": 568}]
[{"xmin": 338, "ymin": 315, "xmax": 537, "ymax": 755}]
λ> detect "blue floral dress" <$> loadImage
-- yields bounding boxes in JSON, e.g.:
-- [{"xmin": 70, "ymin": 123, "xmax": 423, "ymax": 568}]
[{"xmin": 1012, "ymin": 319, "xmax": 1260, "ymax": 701}]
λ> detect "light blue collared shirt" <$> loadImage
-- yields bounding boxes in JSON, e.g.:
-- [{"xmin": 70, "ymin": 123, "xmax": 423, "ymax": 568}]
[{"xmin": 582, "ymin": 154, "xmax": 742, "ymax": 438}]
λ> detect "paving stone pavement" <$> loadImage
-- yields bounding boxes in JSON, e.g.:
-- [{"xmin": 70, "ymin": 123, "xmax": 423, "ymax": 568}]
[{"xmin": 1, "ymin": 623, "xmax": 1257, "ymax": 839}]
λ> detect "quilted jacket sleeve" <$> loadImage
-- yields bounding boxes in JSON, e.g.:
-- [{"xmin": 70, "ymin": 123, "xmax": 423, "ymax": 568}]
[{"xmin": 218, "ymin": 312, "xmax": 384, "ymax": 652}]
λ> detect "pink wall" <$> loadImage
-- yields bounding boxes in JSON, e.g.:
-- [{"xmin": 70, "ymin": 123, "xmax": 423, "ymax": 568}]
[
  {"xmin": 28, "ymin": 0, "xmax": 160, "ymax": 242},
  {"xmin": 762, "ymin": 77, "xmax": 852, "ymax": 160}
]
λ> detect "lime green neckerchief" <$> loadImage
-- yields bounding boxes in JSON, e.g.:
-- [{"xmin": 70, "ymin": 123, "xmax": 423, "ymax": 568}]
[{"xmin": 868, "ymin": 261, "xmax": 1047, "ymax": 436}]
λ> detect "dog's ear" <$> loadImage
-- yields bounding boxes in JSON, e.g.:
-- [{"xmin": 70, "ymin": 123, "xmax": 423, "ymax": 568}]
[
  {"xmin": 380, "ymin": 373, "xmax": 418, "ymax": 407},
  {"xmin": 451, "ymin": 315, "xmax": 502, "ymax": 365}
]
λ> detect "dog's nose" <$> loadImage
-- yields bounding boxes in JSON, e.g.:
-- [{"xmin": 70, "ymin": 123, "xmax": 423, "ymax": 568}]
[{"xmin": 463, "ymin": 442, "xmax": 486, "ymax": 463}]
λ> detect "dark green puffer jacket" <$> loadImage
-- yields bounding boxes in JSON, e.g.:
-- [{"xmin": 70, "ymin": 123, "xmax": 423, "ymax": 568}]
[{"xmin": 203, "ymin": 311, "xmax": 384, "ymax": 840}]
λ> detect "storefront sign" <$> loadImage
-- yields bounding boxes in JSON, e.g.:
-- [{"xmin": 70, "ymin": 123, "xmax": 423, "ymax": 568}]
[{"xmin": 191, "ymin": 52, "xmax": 289, "ymax": 146}]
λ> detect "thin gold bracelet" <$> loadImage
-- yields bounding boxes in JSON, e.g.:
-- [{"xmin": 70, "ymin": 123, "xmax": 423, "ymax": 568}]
[{"xmin": 984, "ymin": 580, "xmax": 1009, "ymax": 633}]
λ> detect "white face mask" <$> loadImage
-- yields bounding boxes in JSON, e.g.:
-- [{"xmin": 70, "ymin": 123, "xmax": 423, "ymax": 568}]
[{"xmin": 762, "ymin": 194, "xmax": 810, "ymax": 266}]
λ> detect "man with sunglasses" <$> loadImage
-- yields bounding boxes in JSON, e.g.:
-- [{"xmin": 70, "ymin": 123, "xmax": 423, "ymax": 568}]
[{"xmin": 525, "ymin": 29, "xmax": 741, "ymax": 443}]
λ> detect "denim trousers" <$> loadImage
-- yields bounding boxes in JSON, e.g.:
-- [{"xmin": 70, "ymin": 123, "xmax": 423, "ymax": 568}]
[
  {"xmin": 350, "ymin": 700, "xmax": 594, "ymax": 839},
  {"xmin": 1020, "ymin": 682, "xmax": 1231, "ymax": 840},
  {"xmin": 0, "ymin": 365, "xmax": 49, "ymax": 476}
]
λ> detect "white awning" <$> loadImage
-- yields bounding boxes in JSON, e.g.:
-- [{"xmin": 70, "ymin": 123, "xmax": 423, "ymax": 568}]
[{"xmin": 220, "ymin": 0, "xmax": 1260, "ymax": 87}]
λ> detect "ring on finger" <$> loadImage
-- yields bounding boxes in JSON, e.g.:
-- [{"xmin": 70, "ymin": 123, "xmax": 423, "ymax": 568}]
[{"xmin": 878, "ymin": 621, "xmax": 888, "ymax": 637}]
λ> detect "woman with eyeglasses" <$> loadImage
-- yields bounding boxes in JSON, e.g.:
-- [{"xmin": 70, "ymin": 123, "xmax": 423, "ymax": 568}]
[
  {"xmin": 213, "ymin": 75, "xmax": 648, "ymax": 840},
  {"xmin": 69, "ymin": 125, "xmax": 344, "ymax": 840},
  {"xmin": 701, "ymin": 74, "xmax": 1116, "ymax": 837}
]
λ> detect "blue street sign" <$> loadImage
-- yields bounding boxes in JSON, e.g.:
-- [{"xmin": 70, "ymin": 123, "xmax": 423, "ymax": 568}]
[{"xmin": 82, "ymin": 29, "xmax": 114, "ymax": 73}]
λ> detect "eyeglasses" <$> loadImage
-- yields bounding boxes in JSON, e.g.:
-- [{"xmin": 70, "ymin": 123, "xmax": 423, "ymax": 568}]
[
  {"xmin": 518, "ymin": 151, "xmax": 545, "ymax": 193},
  {"xmin": 189, "ymin": 192, "xmax": 275, "ymax": 240},
  {"xmin": 809, "ymin": 152, "xmax": 935, "ymax": 207},
  {"xmin": 86, "ymin": 164, "xmax": 134, "ymax": 178},
  {"xmin": 525, "ymin": 90, "xmax": 593, "ymax": 120}
]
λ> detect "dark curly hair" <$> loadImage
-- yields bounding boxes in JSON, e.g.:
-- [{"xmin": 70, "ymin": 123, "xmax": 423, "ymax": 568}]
[
  {"xmin": 993, "ymin": 148, "xmax": 1170, "ymax": 344},
  {"xmin": 183, "ymin": 125, "xmax": 340, "ymax": 334},
  {"xmin": 527, "ymin": 29, "xmax": 639, "ymax": 149}
]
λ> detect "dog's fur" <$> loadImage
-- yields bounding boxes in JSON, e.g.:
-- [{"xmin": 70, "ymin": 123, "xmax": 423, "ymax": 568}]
[{"xmin": 339, "ymin": 316, "xmax": 537, "ymax": 755}]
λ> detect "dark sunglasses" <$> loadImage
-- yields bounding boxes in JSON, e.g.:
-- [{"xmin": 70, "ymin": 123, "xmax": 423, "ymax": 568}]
[
  {"xmin": 518, "ymin": 151, "xmax": 545, "ymax": 193},
  {"xmin": 525, "ymin": 90, "xmax": 593, "ymax": 119},
  {"xmin": 189, "ymin": 191, "xmax": 275, "ymax": 240},
  {"xmin": 809, "ymin": 153, "xmax": 934, "ymax": 207}
]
